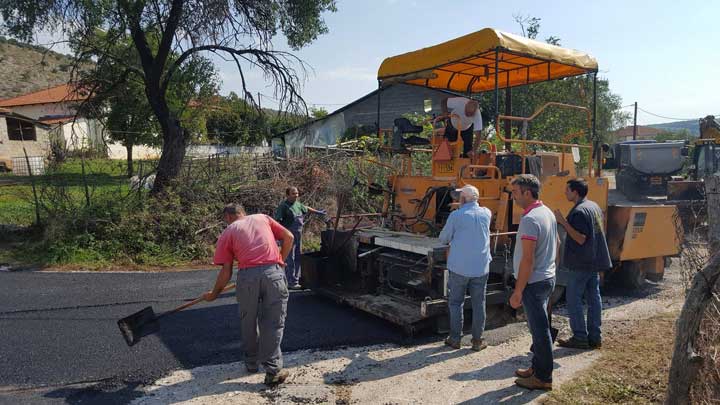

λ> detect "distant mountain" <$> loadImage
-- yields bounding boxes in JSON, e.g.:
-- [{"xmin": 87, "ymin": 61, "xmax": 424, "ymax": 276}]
[
  {"xmin": 647, "ymin": 119, "xmax": 700, "ymax": 136},
  {"xmin": 0, "ymin": 37, "xmax": 76, "ymax": 100}
]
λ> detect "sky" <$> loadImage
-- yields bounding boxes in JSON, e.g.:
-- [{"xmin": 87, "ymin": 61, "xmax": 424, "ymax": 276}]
[
  {"xmin": 30, "ymin": 0, "xmax": 720, "ymax": 126},
  {"xmin": 214, "ymin": 0, "xmax": 720, "ymax": 126}
]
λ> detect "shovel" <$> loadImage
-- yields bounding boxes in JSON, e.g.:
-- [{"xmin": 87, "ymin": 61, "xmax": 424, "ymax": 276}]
[{"xmin": 117, "ymin": 283, "xmax": 236, "ymax": 346}]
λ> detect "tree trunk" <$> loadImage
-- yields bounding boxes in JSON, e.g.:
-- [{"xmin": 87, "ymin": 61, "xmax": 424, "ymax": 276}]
[
  {"xmin": 666, "ymin": 175, "xmax": 720, "ymax": 404},
  {"xmin": 151, "ymin": 119, "xmax": 187, "ymax": 194},
  {"xmin": 666, "ymin": 254, "xmax": 720, "ymax": 404},
  {"xmin": 126, "ymin": 144, "xmax": 134, "ymax": 177}
]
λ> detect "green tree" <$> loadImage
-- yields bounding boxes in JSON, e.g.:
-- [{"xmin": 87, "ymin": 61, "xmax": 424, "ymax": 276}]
[
  {"xmin": 655, "ymin": 129, "xmax": 694, "ymax": 142},
  {"xmin": 482, "ymin": 15, "xmax": 631, "ymax": 151},
  {"xmin": 203, "ymin": 92, "xmax": 305, "ymax": 145},
  {"xmin": 0, "ymin": 0, "xmax": 336, "ymax": 193},
  {"xmin": 310, "ymin": 106, "xmax": 329, "ymax": 119},
  {"xmin": 76, "ymin": 34, "xmax": 218, "ymax": 176}
]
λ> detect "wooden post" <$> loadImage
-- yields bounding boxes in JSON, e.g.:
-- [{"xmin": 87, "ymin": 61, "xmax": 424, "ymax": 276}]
[
  {"xmin": 18, "ymin": 124, "xmax": 41, "ymax": 225},
  {"xmin": 665, "ymin": 175, "xmax": 720, "ymax": 404},
  {"xmin": 706, "ymin": 175, "xmax": 720, "ymax": 252}
]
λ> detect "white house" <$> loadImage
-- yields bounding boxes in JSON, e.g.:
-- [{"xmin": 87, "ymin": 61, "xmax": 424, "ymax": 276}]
[{"xmin": 0, "ymin": 84, "xmax": 104, "ymax": 152}]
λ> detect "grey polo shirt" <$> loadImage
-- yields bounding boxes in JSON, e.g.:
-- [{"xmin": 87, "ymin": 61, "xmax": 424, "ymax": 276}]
[{"xmin": 513, "ymin": 201, "xmax": 558, "ymax": 284}]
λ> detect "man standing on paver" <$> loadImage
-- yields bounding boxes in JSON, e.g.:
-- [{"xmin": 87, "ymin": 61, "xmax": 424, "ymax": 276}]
[
  {"xmin": 275, "ymin": 187, "xmax": 326, "ymax": 290},
  {"xmin": 204, "ymin": 203, "xmax": 295, "ymax": 386},
  {"xmin": 439, "ymin": 184, "xmax": 492, "ymax": 351},
  {"xmin": 509, "ymin": 174, "xmax": 558, "ymax": 391},
  {"xmin": 441, "ymin": 96, "xmax": 483, "ymax": 158},
  {"xmin": 554, "ymin": 178, "xmax": 612, "ymax": 350}
]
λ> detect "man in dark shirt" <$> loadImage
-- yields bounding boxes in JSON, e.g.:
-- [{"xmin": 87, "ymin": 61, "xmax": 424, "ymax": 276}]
[
  {"xmin": 274, "ymin": 187, "xmax": 326, "ymax": 290},
  {"xmin": 553, "ymin": 178, "xmax": 612, "ymax": 350}
]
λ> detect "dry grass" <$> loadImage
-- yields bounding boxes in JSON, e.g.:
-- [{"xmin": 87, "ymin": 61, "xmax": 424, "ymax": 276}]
[
  {"xmin": 0, "ymin": 39, "xmax": 73, "ymax": 99},
  {"xmin": 544, "ymin": 312, "xmax": 678, "ymax": 405},
  {"xmin": 690, "ymin": 294, "xmax": 720, "ymax": 404}
]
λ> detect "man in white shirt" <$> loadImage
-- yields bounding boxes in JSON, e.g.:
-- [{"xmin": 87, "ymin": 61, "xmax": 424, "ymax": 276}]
[{"xmin": 441, "ymin": 96, "xmax": 483, "ymax": 157}]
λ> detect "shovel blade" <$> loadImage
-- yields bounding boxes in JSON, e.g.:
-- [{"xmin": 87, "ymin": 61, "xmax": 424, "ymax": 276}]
[{"xmin": 117, "ymin": 306, "xmax": 157, "ymax": 346}]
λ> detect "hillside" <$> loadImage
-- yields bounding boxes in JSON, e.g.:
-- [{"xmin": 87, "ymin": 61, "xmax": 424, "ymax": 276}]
[
  {"xmin": 0, "ymin": 37, "xmax": 74, "ymax": 100},
  {"xmin": 647, "ymin": 119, "xmax": 699, "ymax": 136}
]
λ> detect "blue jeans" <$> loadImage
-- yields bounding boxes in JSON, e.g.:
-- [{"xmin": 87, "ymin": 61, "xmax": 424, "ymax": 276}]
[
  {"xmin": 284, "ymin": 229, "xmax": 302, "ymax": 286},
  {"xmin": 566, "ymin": 271, "xmax": 602, "ymax": 343},
  {"xmin": 522, "ymin": 277, "xmax": 555, "ymax": 383},
  {"xmin": 447, "ymin": 271, "xmax": 488, "ymax": 343}
]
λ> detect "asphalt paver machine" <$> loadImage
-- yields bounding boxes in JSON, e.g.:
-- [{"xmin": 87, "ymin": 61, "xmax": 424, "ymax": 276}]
[{"xmin": 302, "ymin": 28, "xmax": 682, "ymax": 333}]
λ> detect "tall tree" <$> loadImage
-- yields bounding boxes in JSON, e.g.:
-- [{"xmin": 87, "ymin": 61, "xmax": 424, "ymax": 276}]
[
  {"xmin": 0, "ymin": 0, "xmax": 336, "ymax": 192},
  {"xmin": 76, "ymin": 33, "xmax": 218, "ymax": 177}
]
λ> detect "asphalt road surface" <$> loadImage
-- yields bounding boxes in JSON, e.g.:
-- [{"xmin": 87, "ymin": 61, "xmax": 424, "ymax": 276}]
[
  {"xmin": 0, "ymin": 269, "xmax": 407, "ymax": 404},
  {"xmin": 0, "ymin": 266, "xmax": 666, "ymax": 404}
]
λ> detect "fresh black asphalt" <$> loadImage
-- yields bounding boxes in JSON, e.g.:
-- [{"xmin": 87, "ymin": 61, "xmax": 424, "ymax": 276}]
[
  {"xmin": 0, "ymin": 269, "xmax": 406, "ymax": 404},
  {"xmin": 0, "ymin": 267, "xmax": 663, "ymax": 404}
]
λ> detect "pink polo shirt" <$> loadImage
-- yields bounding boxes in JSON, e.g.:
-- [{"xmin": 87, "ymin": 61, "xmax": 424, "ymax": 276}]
[{"xmin": 213, "ymin": 214, "xmax": 287, "ymax": 269}]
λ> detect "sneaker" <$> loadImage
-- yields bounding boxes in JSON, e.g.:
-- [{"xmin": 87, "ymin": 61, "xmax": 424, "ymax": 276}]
[
  {"xmin": 515, "ymin": 367, "xmax": 534, "ymax": 378},
  {"xmin": 245, "ymin": 363, "xmax": 259, "ymax": 373},
  {"xmin": 515, "ymin": 375, "xmax": 552, "ymax": 391},
  {"xmin": 589, "ymin": 340, "xmax": 602, "ymax": 349},
  {"xmin": 289, "ymin": 284, "xmax": 303, "ymax": 290},
  {"xmin": 557, "ymin": 336, "xmax": 590, "ymax": 350},
  {"xmin": 264, "ymin": 369, "xmax": 290, "ymax": 386},
  {"xmin": 444, "ymin": 337, "xmax": 461, "ymax": 350},
  {"xmin": 471, "ymin": 338, "xmax": 487, "ymax": 352}
]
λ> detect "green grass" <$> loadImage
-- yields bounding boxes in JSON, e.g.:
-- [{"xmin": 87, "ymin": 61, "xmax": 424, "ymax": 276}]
[
  {"xmin": 0, "ymin": 158, "xmax": 143, "ymax": 227},
  {"xmin": 0, "ymin": 186, "xmax": 35, "ymax": 225}
]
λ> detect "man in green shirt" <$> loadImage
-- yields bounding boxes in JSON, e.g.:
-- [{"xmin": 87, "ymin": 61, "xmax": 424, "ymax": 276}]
[{"xmin": 275, "ymin": 186, "xmax": 326, "ymax": 289}]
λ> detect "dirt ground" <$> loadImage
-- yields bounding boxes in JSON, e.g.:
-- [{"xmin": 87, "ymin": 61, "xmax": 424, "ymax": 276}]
[{"xmin": 129, "ymin": 264, "xmax": 685, "ymax": 405}]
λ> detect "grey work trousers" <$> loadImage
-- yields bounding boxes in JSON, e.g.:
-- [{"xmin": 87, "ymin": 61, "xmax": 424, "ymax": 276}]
[{"xmin": 235, "ymin": 263, "xmax": 289, "ymax": 375}]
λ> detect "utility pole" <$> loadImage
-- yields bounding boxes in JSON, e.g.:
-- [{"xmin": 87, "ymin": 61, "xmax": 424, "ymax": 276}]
[{"xmin": 633, "ymin": 101, "xmax": 638, "ymax": 140}]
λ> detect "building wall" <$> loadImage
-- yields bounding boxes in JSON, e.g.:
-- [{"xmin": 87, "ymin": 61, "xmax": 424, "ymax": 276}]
[
  {"xmin": 344, "ymin": 84, "xmax": 449, "ymax": 130},
  {"xmin": 0, "ymin": 116, "xmax": 51, "ymax": 168},
  {"xmin": 277, "ymin": 84, "xmax": 455, "ymax": 155},
  {"xmin": 7, "ymin": 103, "xmax": 74, "ymax": 120},
  {"xmin": 6, "ymin": 103, "xmax": 104, "ymax": 151}
]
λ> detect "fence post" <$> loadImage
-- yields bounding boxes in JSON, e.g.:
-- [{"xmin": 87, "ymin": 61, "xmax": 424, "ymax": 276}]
[
  {"xmin": 707, "ymin": 175, "xmax": 720, "ymax": 252},
  {"xmin": 666, "ymin": 174, "xmax": 720, "ymax": 404},
  {"xmin": 18, "ymin": 125, "xmax": 41, "ymax": 225}
]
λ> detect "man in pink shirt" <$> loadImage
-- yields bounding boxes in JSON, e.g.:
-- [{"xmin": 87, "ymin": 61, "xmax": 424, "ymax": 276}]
[{"xmin": 203, "ymin": 203, "xmax": 295, "ymax": 386}]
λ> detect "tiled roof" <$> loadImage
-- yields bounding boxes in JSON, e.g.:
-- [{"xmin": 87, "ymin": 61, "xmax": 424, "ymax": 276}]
[
  {"xmin": 0, "ymin": 84, "xmax": 88, "ymax": 107},
  {"xmin": 611, "ymin": 125, "xmax": 662, "ymax": 138}
]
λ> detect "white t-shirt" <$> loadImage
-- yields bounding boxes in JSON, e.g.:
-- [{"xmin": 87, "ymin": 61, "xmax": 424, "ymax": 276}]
[{"xmin": 446, "ymin": 97, "xmax": 483, "ymax": 131}]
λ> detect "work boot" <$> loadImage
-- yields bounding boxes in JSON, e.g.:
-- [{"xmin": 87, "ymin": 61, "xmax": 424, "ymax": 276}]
[
  {"xmin": 264, "ymin": 369, "xmax": 290, "ymax": 386},
  {"xmin": 557, "ymin": 336, "xmax": 590, "ymax": 349},
  {"xmin": 471, "ymin": 338, "xmax": 487, "ymax": 352},
  {"xmin": 515, "ymin": 375, "xmax": 552, "ymax": 391},
  {"xmin": 444, "ymin": 337, "xmax": 461, "ymax": 350},
  {"xmin": 245, "ymin": 363, "xmax": 259, "ymax": 373},
  {"xmin": 515, "ymin": 367, "xmax": 534, "ymax": 378},
  {"xmin": 589, "ymin": 340, "xmax": 602, "ymax": 349}
]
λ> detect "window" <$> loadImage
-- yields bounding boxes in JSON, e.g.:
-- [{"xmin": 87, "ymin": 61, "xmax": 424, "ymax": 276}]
[{"xmin": 6, "ymin": 117, "xmax": 37, "ymax": 141}]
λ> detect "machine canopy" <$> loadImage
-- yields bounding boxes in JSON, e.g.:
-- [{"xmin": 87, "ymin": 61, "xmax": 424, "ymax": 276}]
[{"xmin": 377, "ymin": 28, "xmax": 598, "ymax": 92}]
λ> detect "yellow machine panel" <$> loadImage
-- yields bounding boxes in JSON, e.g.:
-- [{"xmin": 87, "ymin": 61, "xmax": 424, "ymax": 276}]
[
  {"xmin": 606, "ymin": 205, "xmax": 682, "ymax": 261},
  {"xmin": 512, "ymin": 175, "xmax": 609, "ymax": 225}
]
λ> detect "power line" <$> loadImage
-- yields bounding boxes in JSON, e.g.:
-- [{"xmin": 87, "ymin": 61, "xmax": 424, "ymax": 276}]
[{"xmin": 636, "ymin": 107, "xmax": 698, "ymax": 122}]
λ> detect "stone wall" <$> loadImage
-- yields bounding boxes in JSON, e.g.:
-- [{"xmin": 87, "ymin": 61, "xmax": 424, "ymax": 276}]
[{"xmin": 0, "ymin": 116, "xmax": 50, "ymax": 170}]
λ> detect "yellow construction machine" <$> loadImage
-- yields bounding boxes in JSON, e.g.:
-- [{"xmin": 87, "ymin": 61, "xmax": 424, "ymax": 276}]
[
  {"xmin": 667, "ymin": 115, "xmax": 720, "ymax": 200},
  {"xmin": 302, "ymin": 28, "xmax": 682, "ymax": 333}
]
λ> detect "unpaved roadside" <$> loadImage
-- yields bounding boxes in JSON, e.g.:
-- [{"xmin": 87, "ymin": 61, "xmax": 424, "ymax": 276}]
[{"xmin": 130, "ymin": 265, "xmax": 685, "ymax": 405}]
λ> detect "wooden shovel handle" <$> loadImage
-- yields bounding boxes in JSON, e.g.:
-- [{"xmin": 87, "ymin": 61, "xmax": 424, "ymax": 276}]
[{"xmin": 161, "ymin": 282, "xmax": 237, "ymax": 319}]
